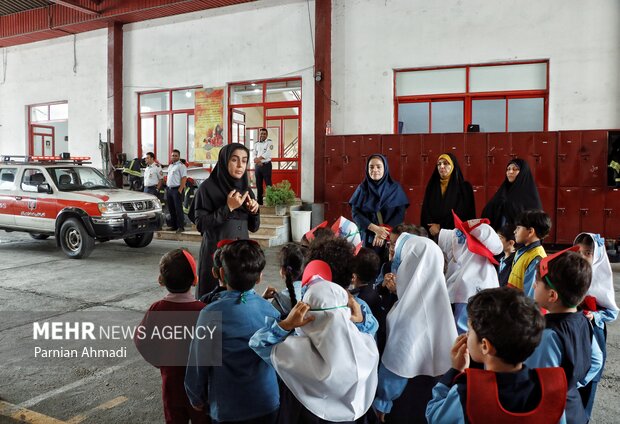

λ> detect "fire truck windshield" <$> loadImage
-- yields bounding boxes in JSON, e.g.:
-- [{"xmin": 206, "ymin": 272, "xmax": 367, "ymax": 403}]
[{"xmin": 49, "ymin": 167, "xmax": 114, "ymax": 191}]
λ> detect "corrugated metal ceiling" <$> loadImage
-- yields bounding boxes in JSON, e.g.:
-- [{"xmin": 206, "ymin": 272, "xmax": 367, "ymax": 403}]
[
  {"xmin": 0, "ymin": 0, "xmax": 256, "ymax": 47},
  {"xmin": 0, "ymin": 0, "xmax": 50, "ymax": 16}
]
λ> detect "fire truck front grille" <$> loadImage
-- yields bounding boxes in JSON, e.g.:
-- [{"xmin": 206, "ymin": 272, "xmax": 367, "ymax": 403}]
[{"xmin": 122, "ymin": 201, "xmax": 154, "ymax": 212}]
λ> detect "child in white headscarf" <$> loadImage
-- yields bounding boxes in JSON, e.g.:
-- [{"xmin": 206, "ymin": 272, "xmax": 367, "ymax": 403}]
[
  {"xmin": 250, "ymin": 270, "xmax": 380, "ymax": 423},
  {"xmin": 438, "ymin": 213, "xmax": 503, "ymax": 334},
  {"xmin": 574, "ymin": 232, "xmax": 618, "ymax": 418},
  {"xmin": 373, "ymin": 234, "xmax": 457, "ymax": 422}
]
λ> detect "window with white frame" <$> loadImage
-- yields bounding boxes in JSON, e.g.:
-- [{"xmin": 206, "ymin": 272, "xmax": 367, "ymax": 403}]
[{"xmin": 394, "ymin": 61, "xmax": 548, "ymax": 134}]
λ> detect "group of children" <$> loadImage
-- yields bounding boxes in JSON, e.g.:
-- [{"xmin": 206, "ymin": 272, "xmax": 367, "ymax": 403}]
[{"xmin": 135, "ymin": 208, "xmax": 617, "ymax": 424}]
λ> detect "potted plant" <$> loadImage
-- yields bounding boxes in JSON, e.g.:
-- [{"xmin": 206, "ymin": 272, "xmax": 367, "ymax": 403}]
[{"xmin": 265, "ymin": 180, "xmax": 296, "ymax": 216}]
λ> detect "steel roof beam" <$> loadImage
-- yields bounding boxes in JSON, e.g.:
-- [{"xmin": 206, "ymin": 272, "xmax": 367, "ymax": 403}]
[{"xmin": 47, "ymin": 0, "xmax": 101, "ymax": 16}]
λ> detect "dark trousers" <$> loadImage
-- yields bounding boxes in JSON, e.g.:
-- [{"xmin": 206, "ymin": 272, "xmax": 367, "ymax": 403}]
[
  {"xmin": 144, "ymin": 186, "xmax": 159, "ymax": 196},
  {"xmin": 165, "ymin": 405, "xmax": 210, "ymax": 424},
  {"xmin": 166, "ymin": 187, "xmax": 185, "ymax": 230},
  {"xmin": 255, "ymin": 162, "xmax": 272, "ymax": 205},
  {"xmin": 213, "ymin": 410, "xmax": 277, "ymax": 424}
]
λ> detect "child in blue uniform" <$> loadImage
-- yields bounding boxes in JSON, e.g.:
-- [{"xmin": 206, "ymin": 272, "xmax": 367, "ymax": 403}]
[
  {"xmin": 185, "ymin": 240, "xmax": 280, "ymax": 424},
  {"xmin": 574, "ymin": 233, "xmax": 618, "ymax": 418},
  {"xmin": 525, "ymin": 246, "xmax": 603, "ymax": 424},
  {"xmin": 426, "ymin": 287, "xmax": 567, "ymax": 424}
]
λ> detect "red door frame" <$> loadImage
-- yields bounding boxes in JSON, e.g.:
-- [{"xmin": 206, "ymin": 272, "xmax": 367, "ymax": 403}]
[
  {"xmin": 228, "ymin": 77, "xmax": 302, "ymax": 196},
  {"xmin": 29, "ymin": 124, "xmax": 55, "ymax": 156},
  {"xmin": 137, "ymin": 86, "xmax": 201, "ymax": 164}
]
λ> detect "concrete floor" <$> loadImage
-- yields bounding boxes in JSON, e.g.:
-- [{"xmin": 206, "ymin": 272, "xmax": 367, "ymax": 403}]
[{"xmin": 0, "ymin": 232, "xmax": 618, "ymax": 423}]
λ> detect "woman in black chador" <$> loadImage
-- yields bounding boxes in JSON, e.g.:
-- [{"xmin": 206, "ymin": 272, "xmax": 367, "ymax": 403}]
[
  {"xmin": 190, "ymin": 143, "xmax": 260, "ymax": 298},
  {"xmin": 421, "ymin": 153, "xmax": 475, "ymax": 238},
  {"xmin": 482, "ymin": 158, "xmax": 542, "ymax": 230}
]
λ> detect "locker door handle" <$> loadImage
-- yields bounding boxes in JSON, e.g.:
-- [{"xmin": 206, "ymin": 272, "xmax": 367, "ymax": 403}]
[
  {"xmin": 325, "ymin": 157, "xmax": 331, "ymax": 164},
  {"xmin": 604, "ymin": 209, "xmax": 613, "ymax": 216},
  {"xmin": 401, "ymin": 154, "xmax": 408, "ymax": 164},
  {"xmin": 421, "ymin": 154, "xmax": 428, "ymax": 164},
  {"xmin": 487, "ymin": 155, "xmax": 495, "ymax": 165},
  {"xmin": 580, "ymin": 208, "xmax": 589, "ymax": 215},
  {"xmin": 343, "ymin": 155, "xmax": 349, "ymax": 164},
  {"xmin": 557, "ymin": 208, "xmax": 565, "ymax": 214},
  {"xmin": 532, "ymin": 153, "xmax": 541, "ymax": 163},
  {"xmin": 558, "ymin": 154, "xmax": 567, "ymax": 161},
  {"xmin": 465, "ymin": 154, "xmax": 472, "ymax": 166}
]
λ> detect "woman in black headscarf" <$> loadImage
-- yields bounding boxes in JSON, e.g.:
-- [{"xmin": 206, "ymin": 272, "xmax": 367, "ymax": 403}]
[
  {"xmin": 482, "ymin": 158, "xmax": 542, "ymax": 230},
  {"xmin": 421, "ymin": 153, "xmax": 476, "ymax": 238},
  {"xmin": 190, "ymin": 143, "xmax": 260, "ymax": 298},
  {"xmin": 349, "ymin": 154, "xmax": 409, "ymax": 250}
]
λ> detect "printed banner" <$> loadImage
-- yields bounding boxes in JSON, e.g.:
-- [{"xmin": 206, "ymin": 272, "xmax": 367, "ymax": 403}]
[{"xmin": 194, "ymin": 87, "xmax": 225, "ymax": 163}]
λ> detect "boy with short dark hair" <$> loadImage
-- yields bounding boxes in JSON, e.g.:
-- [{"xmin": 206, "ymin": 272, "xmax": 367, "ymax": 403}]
[
  {"xmin": 525, "ymin": 247, "xmax": 603, "ymax": 424},
  {"xmin": 135, "ymin": 249, "xmax": 208, "ymax": 424},
  {"xmin": 497, "ymin": 223, "xmax": 517, "ymax": 287},
  {"xmin": 508, "ymin": 209, "xmax": 551, "ymax": 297},
  {"xmin": 185, "ymin": 240, "xmax": 280, "ymax": 424},
  {"xmin": 350, "ymin": 247, "xmax": 382, "ymax": 323},
  {"xmin": 426, "ymin": 287, "xmax": 567, "ymax": 423}
]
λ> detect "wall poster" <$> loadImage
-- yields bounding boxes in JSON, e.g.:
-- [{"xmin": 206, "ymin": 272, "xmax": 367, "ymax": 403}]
[{"xmin": 194, "ymin": 87, "xmax": 224, "ymax": 163}]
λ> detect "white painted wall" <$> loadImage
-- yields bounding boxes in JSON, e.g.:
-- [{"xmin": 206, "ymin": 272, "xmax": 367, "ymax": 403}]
[
  {"xmin": 331, "ymin": 0, "xmax": 620, "ymax": 134},
  {"xmin": 123, "ymin": 0, "xmax": 315, "ymax": 200},
  {"xmin": 0, "ymin": 30, "xmax": 108, "ymax": 166}
]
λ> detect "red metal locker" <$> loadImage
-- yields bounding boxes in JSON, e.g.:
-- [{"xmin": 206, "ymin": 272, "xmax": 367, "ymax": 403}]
[
  {"xmin": 510, "ymin": 132, "xmax": 535, "ymax": 163},
  {"xmin": 487, "ymin": 133, "xmax": 511, "ymax": 187},
  {"xmin": 604, "ymin": 188, "xmax": 620, "ymax": 241},
  {"xmin": 325, "ymin": 136, "xmax": 344, "ymax": 184},
  {"xmin": 324, "ymin": 183, "xmax": 342, "ymax": 224},
  {"xmin": 342, "ymin": 135, "xmax": 366, "ymax": 184},
  {"xmin": 443, "ymin": 134, "xmax": 466, "ymax": 172},
  {"xmin": 323, "ymin": 203, "xmax": 337, "ymax": 224},
  {"xmin": 556, "ymin": 188, "xmax": 581, "ymax": 243},
  {"xmin": 363, "ymin": 135, "xmax": 381, "ymax": 155},
  {"xmin": 580, "ymin": 187, "xmax": 605, "ymax": 236},
  {"xmin": 403, "ymin": 185, "xmax": 424, "ymax": 226},
  {"xmin": 421, "ymin": 134, "xmax": 443, "ymax": 186},
  {"xmin": 381, "ymin": 135, "xmax": 402, "ymax": 181},
  {"xmin": 401, "ymin": 135, "xmax": 423, "ymax": 187},
  {"xmin": 472, "ymin": 186, "xmax": 487, "ymax": 218},
  {"xmin": 557, "ymin": 131, "xmax": 581, "ymax": 187},
  {"xmin": 464, "ymin": 133, "xmax": 487, "ymax": 187},
  {"xmin": 532, "ymin": 132, "xmax": 557, "ymax": 188},
  {"xmin": 579, "ymin": 130, "xmax": 608, "ymax": 187},
  {"xmin": 538, "ymin": 186, "xmax": 556, "ymax": 243}
]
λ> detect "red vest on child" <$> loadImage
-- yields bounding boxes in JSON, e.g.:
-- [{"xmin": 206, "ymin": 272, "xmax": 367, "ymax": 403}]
[{"xmin": 466, "ymin": 367, "xmax": 566, "ymax": 424}]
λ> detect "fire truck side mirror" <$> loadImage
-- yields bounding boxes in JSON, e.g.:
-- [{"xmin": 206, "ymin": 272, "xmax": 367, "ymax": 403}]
[{"xmin": 37, "ymin": 183, "xmax": 52, "ymax": 194}]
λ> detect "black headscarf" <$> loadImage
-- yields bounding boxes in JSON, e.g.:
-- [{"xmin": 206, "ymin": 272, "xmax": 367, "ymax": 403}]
[
  {"xmin": 420, "ymin": 153, "xmax": 475, "ymax": 230},
  {"xmin": 189, "ymin": 143, "xmax": 255, "ymax": 222},
  {"xmin": 482, "ymin": 158, "xmax": 542, "ymax": 230},
  {"xmin": 349, "ymin": 154, "xmax": 409, "ymax": 212}
]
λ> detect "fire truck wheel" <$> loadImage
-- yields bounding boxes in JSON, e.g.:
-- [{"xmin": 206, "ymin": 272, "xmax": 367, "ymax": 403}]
[
  {"xmin": 59, "ymin": 218, "xmax": 95, "ymax": 259},
  {"xmin": 30, "ymin": 233, "xmax": 50, "ymax": 240},
  {"xmin": 123, "ymin": 232, "xmax": 154, "ymax": 248}
]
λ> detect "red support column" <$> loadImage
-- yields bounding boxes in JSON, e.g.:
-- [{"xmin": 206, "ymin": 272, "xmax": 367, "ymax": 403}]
[
  {"xmin": 107, "ymin": 22, "xmax": 123, "ymax": 160},
  {"xmin": 314, "ymin": 0, "xmax": 331, "ymax": 203}
]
